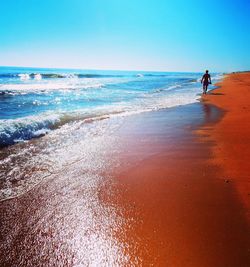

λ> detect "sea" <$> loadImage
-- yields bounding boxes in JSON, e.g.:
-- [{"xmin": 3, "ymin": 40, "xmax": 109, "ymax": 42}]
[
  {"xmin": 0, "ymin": 66, "xmax": 222, "ymax": 147},
  {"xmin": 0, "ymin": 66, "xmax": 222, "ymax": 201}
]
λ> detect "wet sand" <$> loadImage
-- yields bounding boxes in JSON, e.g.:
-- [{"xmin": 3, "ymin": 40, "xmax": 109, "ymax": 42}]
[
  {"xmin": 202, "ymin": 72, "xmax": 250, "ymax": 220},
  {"xmin": 0, "ymin": 74, "xmax": 250, "ymax": 266},
  {"xmin": 112, "ymin": 101, "xmax": 249, "ymax": 266}
]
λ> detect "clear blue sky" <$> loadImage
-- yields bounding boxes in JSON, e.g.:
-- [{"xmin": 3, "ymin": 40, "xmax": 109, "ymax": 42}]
[{"xmin": 0, "ymin": 0, "xmax": 249, "ymax": 72}]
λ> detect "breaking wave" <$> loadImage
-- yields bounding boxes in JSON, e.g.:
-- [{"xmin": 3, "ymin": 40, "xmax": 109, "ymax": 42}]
[
  {"xmin": 0, "ymin": 72, "xmax": 126, "ymax": 79},
  {"xmin": 0, "ymin": 68, "xmax": 224, "ymax": 147},
  {"xmin": 0, "ymin": 82, "xmax": 104, "ymax": 93},
  {"xmin": 0, "ymin": 89, "xmax": 200, "ymax": 148}
]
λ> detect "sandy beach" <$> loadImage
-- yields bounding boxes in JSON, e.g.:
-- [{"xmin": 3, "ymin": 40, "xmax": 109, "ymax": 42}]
[
  {"xmin": 0, "ymin": 73, "xmax": 250, "ymax": 266},
  {"xmin": 202, "ymin": 72, "xmax": 250, "ymax": 220}
]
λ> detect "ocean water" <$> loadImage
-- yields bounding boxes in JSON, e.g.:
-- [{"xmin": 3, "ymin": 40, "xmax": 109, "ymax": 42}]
[
  {"xmin": 0, "ymin": 66, "xmax": 222, "ymax": 201},
  {"xmin": 0, "ymin": 66, "xmax": 221, "ymax": 147}
]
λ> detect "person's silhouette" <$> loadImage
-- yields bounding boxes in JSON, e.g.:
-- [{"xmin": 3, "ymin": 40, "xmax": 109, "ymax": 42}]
[{"xmin": 201, "ymin": 70, "xmax": 212, "ymax": 94}]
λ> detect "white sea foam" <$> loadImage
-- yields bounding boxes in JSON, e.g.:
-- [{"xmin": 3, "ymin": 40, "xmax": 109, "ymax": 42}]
[
  {"xmin": 0, "ymin": 81, "xmax": 104, "ymax": 92},
  {"xmin": 0, "ymin": 82, "xmax": 202, "ymax": 148},
  {"xmin": 0, "ymin": 71, "xmax": 223, "ymax": 148},
  {"xmin": 0, "ymin": 112, "xmax": 124, "ymax": 200},
  {"xmin": 34, "ymin": 73, "xmax": 42, "ymax": 80},
  {"xmin": 18, "ymin": 73, "xmax": 30, "ymax": 80},
  {"xmin": 0, "ymin": 84, "xmax": 201, "ymax": 201},
  {"xmin": 0, "ymin": 70, "xmax": 225, "ymax": 208},
  {"xmin": 0, "ymin": 113, "xmax": 61, "ymax": 146},
  {"xmin": 211, "ymin": 73, "xmax": 224, "ymax": 81}
]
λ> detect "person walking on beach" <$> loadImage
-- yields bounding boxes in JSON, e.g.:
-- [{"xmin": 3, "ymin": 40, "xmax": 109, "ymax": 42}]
[{"xmin": 201, "ymin": 70, "xmax": 212, "ymax": 94}]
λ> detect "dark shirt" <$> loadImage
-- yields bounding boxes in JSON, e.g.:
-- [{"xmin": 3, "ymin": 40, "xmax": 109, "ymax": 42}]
[{"xmin": 202, "ymin": 73, "xmax": 211, "ymax": 84}]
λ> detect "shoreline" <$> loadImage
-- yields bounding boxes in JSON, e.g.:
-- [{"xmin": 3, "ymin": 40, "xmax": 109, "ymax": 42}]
[
  {"xmin": 1, "ymin": 73, "xmax": 249, "ymax": 266},
  {"xmin": 110, "ymin": 85, "xmax": 249, "ymax": 265},
  {"xmin": 202, "ymin": 72, "xmax": 250, "ymax": 220}
]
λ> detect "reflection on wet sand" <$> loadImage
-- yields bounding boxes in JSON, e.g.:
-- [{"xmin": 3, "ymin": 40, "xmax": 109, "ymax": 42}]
[
  {"xmin": 0, "ymin": 149, "xmax": 134, "ymax": 266},
  {"xmin": 1, "ymin": 103, "xmax": 249, "ymax": 266},
  {"xmin": 0, "ymin": 116, "xmax": 136, "ymax": 266}
]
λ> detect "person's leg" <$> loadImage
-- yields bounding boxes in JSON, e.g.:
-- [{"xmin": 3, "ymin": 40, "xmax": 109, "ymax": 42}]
[
  {"xmin": 205, "ymin": 85, "xmax": 208, "ymax": 94},
  {"xmin": 203, "ymin": 84, "xmax": 206, "ymax": 94}
]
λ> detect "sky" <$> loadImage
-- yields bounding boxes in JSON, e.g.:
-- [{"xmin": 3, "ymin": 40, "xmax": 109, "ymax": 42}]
[{"xmin": 0, "ymin": 0, "xmax": 250, "ymax": 72}]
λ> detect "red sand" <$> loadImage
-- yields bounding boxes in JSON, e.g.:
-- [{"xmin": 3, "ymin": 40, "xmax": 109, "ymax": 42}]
[
  {"xmin": 1, "ymin": 73, "xmax": 249, "ymax": 266},
  {"xmin": 202, "ymin": 72, "xmax": 250, "ymax": 220},
  {"xmin": 110, "ymin": 73, "xmax": 250, "ymax": 266}
]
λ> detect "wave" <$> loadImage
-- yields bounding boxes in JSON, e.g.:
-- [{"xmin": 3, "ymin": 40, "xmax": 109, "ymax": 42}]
[
  {"xmin": 0, "ymin": 89, "xmax": 201, "ymax": 148},
  {"xmin": 0, "ymin": 72, "xmax": 207, "ymax": 80},
  {"xmin": 0, "ymin": 110, "xmax": 120, "ymax": 147},
  {"xmin": 0, "ymin": 72, "xmax": 126, "ymax": 79},
  {"xmin": 0, "ymin": 82, "xmax": 104, "ymax": 93},
  {"xmin": 211, "ymin": 73, "xmax": 224, "ymax": 81},
  {"xmin": 0, "ymin": 112, "xmax": 93, "ymax": 147},
  {"xmin": 0, "ymin": 114, "xmax": 61, "ymax": 147},
  {"xmin": 0, "ymin": 110, "xmax": 137, "ymax": 147},
  {"xmin": 0, "ymin": 71, "xmax": 214, "ymax": 147}
]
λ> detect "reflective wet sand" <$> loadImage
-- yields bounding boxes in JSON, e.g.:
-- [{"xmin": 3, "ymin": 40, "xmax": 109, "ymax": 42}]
[
  {"xmin": 1, "ymin": 101, "xmax": 249, "ymax": 266},
  {"xmin": 202, "ymin": 72, "xmax": 250, "ymax": 220}
]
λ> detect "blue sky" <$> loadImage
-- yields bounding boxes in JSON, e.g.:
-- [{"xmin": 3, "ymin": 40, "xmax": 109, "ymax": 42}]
[{"xmin": 0, "ymin": 0, "xmax": 249, "ymax": 72}]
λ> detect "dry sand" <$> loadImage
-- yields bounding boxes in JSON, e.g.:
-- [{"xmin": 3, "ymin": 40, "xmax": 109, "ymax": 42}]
[{"xmin": 202, "ymin": 72, "xmax": 250, "ymax": 220}]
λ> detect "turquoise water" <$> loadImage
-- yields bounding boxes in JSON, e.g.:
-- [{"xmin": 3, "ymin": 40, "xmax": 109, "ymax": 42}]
[{"xmin": 0, "ymin": 66, "xmax": 221, "ymax": 146}]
